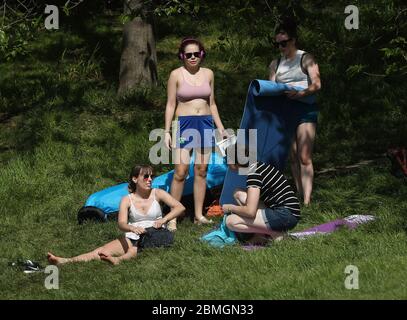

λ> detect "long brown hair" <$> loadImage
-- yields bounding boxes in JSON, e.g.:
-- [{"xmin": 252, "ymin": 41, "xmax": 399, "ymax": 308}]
[{"xmin": 128, "ymin": 165, "xmax": 154, "ymax": 193}]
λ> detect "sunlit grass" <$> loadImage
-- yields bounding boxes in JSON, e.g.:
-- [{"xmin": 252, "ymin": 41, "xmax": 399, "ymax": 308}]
[{"xmin": 1, "ymin": 12, "xmax": 406, "ymax": 300}]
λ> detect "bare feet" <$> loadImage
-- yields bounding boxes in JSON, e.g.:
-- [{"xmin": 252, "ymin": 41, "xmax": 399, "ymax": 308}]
[
  {"xmin": 269, "ymin": 231, "xmax": 288, "ymax": 242},
  {"xmin": 47, "ymin": 252, "xmax": 69, "ymax": 265},
  {"xmin": 99, "ymin": 253, "xmax": 120, "ymax": 265}
]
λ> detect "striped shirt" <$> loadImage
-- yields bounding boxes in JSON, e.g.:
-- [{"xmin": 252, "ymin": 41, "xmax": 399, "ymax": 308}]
[{"xmin": 246, "ymin": 162, "xmax": 300, "ymax": 217}]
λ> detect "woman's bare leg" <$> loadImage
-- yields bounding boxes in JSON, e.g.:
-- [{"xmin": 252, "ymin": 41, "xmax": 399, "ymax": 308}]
[
  {"xmin": 226, "ymin": 212, "xmax": 284, "ymax": 239},
  {"xmin": 168, "ymin": 148, "xmax": 191, "ymax": 230},
  {"xmin": 233, "ymin": 189, "xmax": 265, "ymax": 208},
  {"xmin": 99, "ymin": 238, "xmax": 138, "ymax": 265},
  {"xmin": 47, "ymin": 237, "xmax": 134, "ymax": 265},
  {"xmin": 230, "ymin": 190, "xmax": 276, "ymax": 243},
  {"xmin": 193, "ymin": 148, "xmax": 211, "ymax": 221},
  {"xmin": 290, "ymin": 137, "xmax": 302, "ymax": 196},
  {"xmin": 233, "ymin": 188, "xmax": 247, "ymax": 206},
  {"xmin": 296, "ymin": 122, "xmax": 316, "ymax": 205}
]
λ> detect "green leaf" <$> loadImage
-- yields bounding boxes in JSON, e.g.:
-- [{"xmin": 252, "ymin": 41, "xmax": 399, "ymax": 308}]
[
  {"xmin": 346, "ymin": 65, "xmax": 366, "ymax": 78},
  {"xmin": 119, "ymin": 14, "xmax": 132, "ymax": 25}
]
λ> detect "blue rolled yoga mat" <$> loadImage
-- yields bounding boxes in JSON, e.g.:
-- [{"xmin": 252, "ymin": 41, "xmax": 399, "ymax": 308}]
[
  {"xmin": 79, "ymin": 152, "xmax": 227, "ymax": 222},
  {"xmin": 220, "ymin": 80, "xmax": 315, "ymax": 205}
]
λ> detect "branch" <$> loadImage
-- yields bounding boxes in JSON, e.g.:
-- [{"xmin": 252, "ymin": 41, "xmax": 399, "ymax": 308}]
[
  {"xmin": 343, "ymin": 36, "xmax": 384, "ymax": 51},
  {"xmin": 362, "ymin": 72, "xmax": 387, "ymax": 77},
  {"xmin": 64, "ymin": 0, "xmax": 84, "ymax": 11},
  {"xmin": 263, "ymin": 0, "xmax": 273, "ymax": 14},
  {"xmin": 316, "ymin": 158, "xmax": 384, "ymax": 175},
  {"xmin": 362, "ymin": 69, "xmax": 407, "ymax": 78},
  {"xmin": 1, "ymin": 0, "xmax": 37, "ymax": 29},
  {"xmin": 393, "ymin": 8, "xmax": 407, "ymax": 23},
  {"xmin": 1, "ymin": 1, "xmax": 6, "ymax": 28}
]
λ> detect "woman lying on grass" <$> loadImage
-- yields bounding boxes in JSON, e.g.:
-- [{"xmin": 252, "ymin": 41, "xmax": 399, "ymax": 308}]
[
  {"xmin": 47, "ymin": 165, "xmax": 185, "ymax": 265},
  {"xmin": 222, "ymin": 145, "xmax": 300, "ymax": 242}
]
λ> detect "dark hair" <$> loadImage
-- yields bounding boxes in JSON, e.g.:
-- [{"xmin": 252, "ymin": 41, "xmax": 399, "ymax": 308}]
[
  {"xmin": 275, "ymin": 17, "xmax": 298, "ymax": 46},
  {"xmin": 225, "ymin": 143, "xmax": 252, "ymax": 168},
  {"xmin": 177, "ymin": 37, "xmax": 206, "ymax": 60},
  {"xmin": 128, "ymin": 164, "xmax": 154, "ymax": 193}
]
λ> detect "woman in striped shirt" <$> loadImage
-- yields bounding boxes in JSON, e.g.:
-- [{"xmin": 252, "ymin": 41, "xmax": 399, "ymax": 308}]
[{"xmin": 222, "ymin": 160, "xmax": 300, "ymax": 240}]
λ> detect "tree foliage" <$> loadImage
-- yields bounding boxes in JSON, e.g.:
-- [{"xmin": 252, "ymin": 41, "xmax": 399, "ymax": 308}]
[{"xmin": 1, "ymin": 0, "xmax": 405, "ymax": 160}]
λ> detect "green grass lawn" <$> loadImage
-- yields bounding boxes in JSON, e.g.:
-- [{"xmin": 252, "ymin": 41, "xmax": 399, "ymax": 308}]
[
  {"xmin": 1, "ymin": 14, "xmax": 406, "ymax": 300},
  {"xmin": 0, "ymin": 145, "xmax": 406, "ymax": 299}
]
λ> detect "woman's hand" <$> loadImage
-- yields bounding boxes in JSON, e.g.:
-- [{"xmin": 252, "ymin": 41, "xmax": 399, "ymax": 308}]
[
  {"xmin": 222, "ymin": 204, "xmax": 233, "ymax": 215},
  {"xmin": 131, "ymin": 226, "xmax": 146, "ymax": 235},
  {"xmin": 218, "ymin": 128, "xmax": 229, "ymax": 139},
  {"xmin": 284, "ymin": 90, "xmax": 306, "ymax": 100},
  {"xmin": 153, "ymin": 218, "xmax": 167, "ymax": 229},
  {"xmin": 164, "ymin": 132, "xmax": 172, "ymax": 150}
]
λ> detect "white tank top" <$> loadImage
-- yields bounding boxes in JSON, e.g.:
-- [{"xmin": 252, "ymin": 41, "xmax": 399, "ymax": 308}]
[
  {"xmin": 275, "ymin": 49, "xmax": 310, "ymax": 89},
  {"xmin": 125, "ymin": 189, "xmax": 163, "ymax": 240}
]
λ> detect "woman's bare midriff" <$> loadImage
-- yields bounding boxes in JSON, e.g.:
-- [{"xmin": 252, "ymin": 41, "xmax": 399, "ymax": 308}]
[{"xmin": 175, "ymin": 99, "xmax": 211, "ymax": 117}]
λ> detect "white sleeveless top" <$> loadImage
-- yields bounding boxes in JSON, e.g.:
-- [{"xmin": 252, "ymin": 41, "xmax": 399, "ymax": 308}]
[
  {"xmin": 275, "ymin": 49, "xmax": 310, "ymax": 89},
  {"xmin": 125, "ymin": 189, "xmax": 163, "ymax": 241}
]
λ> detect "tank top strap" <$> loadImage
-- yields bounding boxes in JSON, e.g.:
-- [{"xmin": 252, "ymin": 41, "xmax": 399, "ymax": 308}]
[{"xmin": 128, "ymin": 194, "xmax": 135, "ymax": 208}]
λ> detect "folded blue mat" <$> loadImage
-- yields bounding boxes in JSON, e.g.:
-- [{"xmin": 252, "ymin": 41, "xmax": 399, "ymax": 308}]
[
  {"xmin": 220, "ymin": 80, "xmax": 315, "ymax": 206},
  {"xmin": 203, "ymin": 80, "xmax": 316, "ymax": 248},
  {"xmin": 200, "ymin": 215, "xmax": 237, "ymax": 248}
]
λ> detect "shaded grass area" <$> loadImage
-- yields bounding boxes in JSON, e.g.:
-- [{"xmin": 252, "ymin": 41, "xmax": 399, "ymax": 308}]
[{"xmin": 1, "ymin": 13, "xmax": 407, "ymax": 300}]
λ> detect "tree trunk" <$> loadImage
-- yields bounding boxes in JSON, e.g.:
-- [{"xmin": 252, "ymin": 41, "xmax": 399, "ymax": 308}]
[{"xmin": 118, "ymin": 0, "xmax": 158, "ymax": 95}]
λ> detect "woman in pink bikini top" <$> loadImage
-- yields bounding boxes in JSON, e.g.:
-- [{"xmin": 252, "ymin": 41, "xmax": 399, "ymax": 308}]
[
  {"xmin": 175, "ymin": 67, "xmax": 212, "ymax": 103},
  {"xmin": 163, "ymin": 37, "xmax": 227, "ymax": 231}
]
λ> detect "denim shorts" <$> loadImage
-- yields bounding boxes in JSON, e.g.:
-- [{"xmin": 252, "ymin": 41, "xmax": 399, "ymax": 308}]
[
  {"xmin": 298, "ymin": 103, "xmax": 318, "ymax": 124},
  {"xmin": 261, "ymin": 207, "xmax": 299, "ymax": 232},
  {"xmin": 127, "ymin": 238, "xmax": 139, "ymax": 247},
  {"xmin": 174, "ymin": 115, "xmax": 215, "ymax": 149},
  {"xmin": 299, "ymin": 110, "xmax": 318, "ymax": 124}
]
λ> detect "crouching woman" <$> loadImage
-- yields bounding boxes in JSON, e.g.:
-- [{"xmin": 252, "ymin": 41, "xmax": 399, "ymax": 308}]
[{"xmin": 222, "ymin": 151, "xmax": 300, "ymax": 241}]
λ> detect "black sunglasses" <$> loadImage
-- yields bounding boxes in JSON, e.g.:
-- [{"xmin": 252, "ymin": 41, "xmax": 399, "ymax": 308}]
[
  {"xmin": 273, "ymin": 38, "xmax": 292, "ymax": 48},
  {"xmin": 143, "ymin": 174, "xmax": 154, "ymax": 180},
  {"xmin": 184, "ymin": 51, "xmax": 201, "ymax": 59}
]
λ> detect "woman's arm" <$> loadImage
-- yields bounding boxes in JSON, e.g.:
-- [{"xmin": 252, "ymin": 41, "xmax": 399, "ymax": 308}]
[
  {"xmin": 153, "ymin": 189, "xmax": 185, "ymax": 228},
  {"xmin": 164, "ymin": 70, "xmax": 178, "ymax": 148},
  {"xmin": 269, "ymin": 59, "xmax": 278, "ymax": 81},
  {"xmin": 207, "ymin": 69, "xmax": 225, "ymax": 135},
  {"xmin": 165, "ymin": 70, "xmax": 178, "ymax": 132},
  {"xmin": 286, "ymin": 54, "xmax": 321, "ymax": 99},
  {"xmin": 223, "ymin": 187, "xmax": 260, "ymax": 219},
  {"xmin": 301, "ymin": 54, "xmax": 321, "ymax": 96}
]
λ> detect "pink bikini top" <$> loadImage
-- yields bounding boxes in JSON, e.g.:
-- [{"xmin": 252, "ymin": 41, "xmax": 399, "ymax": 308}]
[{"xmin": 176, "ymin": 68, "xmax": 211, "ymax": 103}]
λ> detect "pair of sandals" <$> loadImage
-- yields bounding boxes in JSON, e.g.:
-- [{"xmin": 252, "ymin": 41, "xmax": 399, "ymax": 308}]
[
  {"xmin": 194, "ymin": 216, "xmax": 214, "ymax": 226},
  {"xmin": 166, "ymin": 216, "xmax": 213, "ymax": 232},
  {"xmin": 9, "ymin": 259, "xmax": 44, "ymax": 273}
]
